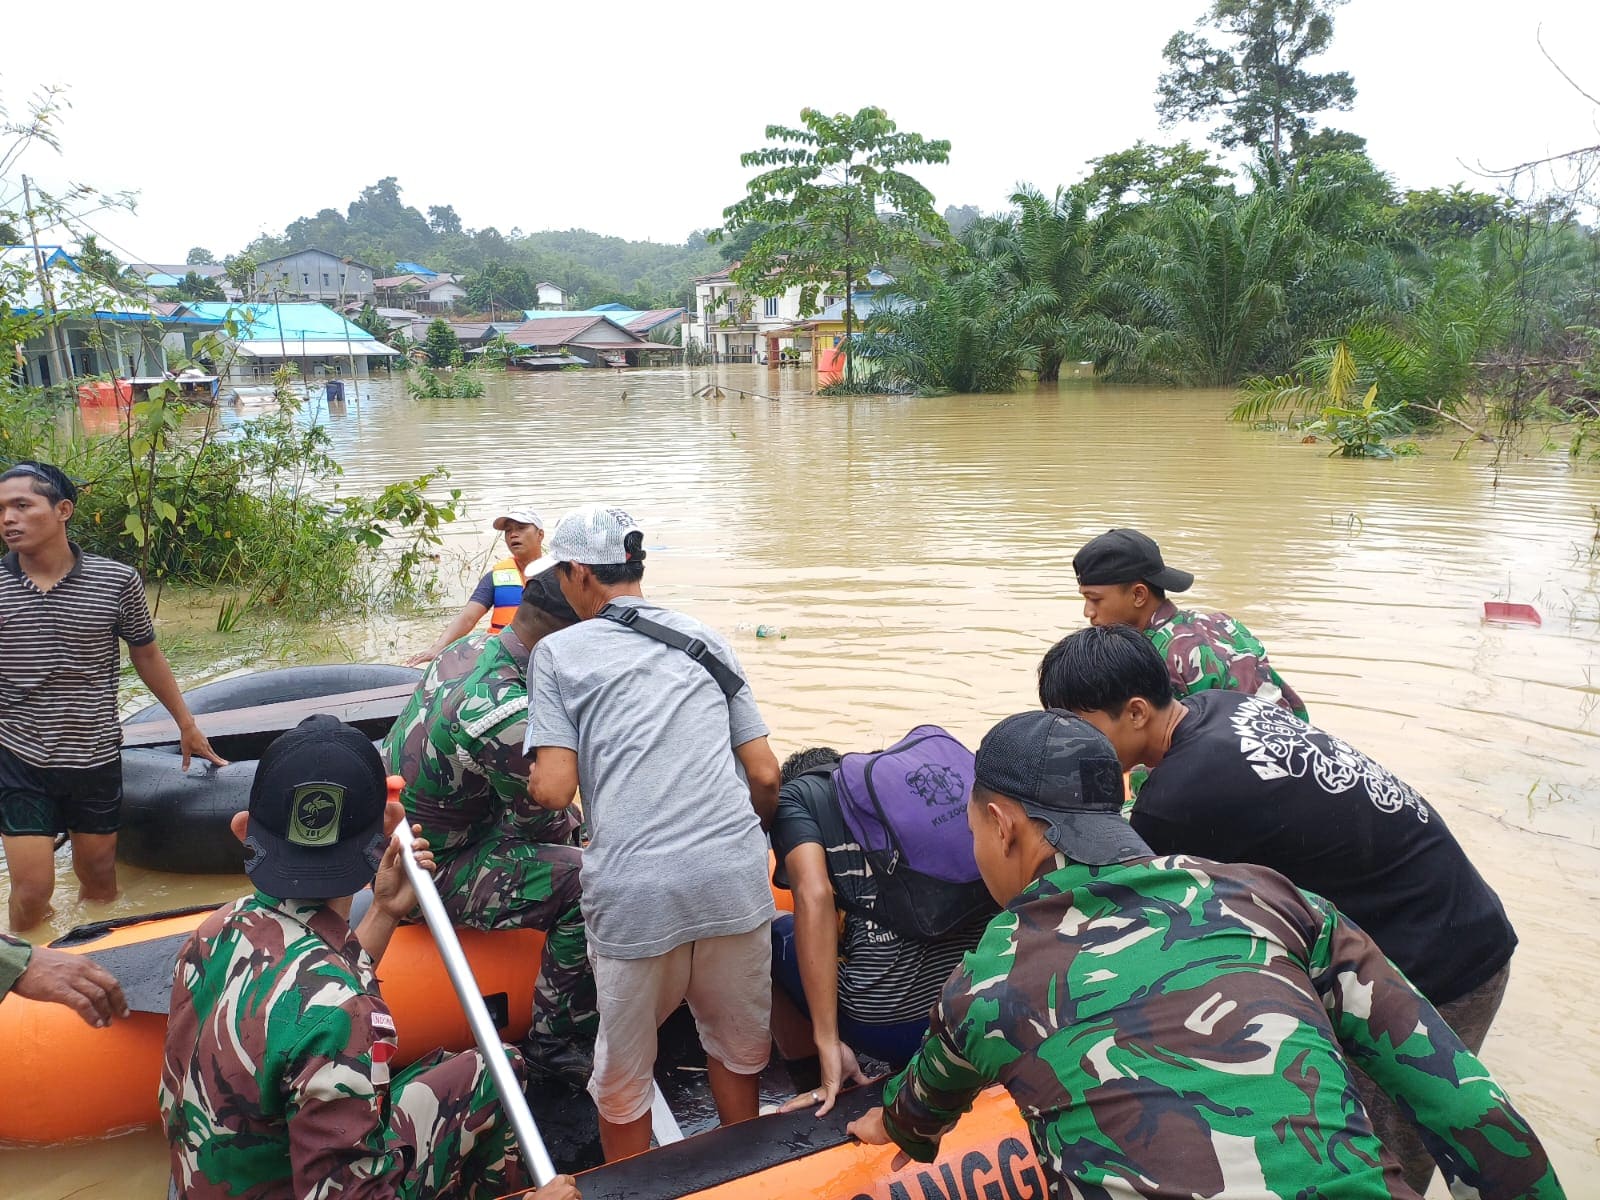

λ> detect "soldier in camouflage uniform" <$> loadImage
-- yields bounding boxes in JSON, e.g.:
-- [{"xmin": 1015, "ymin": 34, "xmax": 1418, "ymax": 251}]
[
  {"xmin": 160, "ymin": 715, "xmax": 579, "ymax": 1199},
  {"xmin": 1073, "ymin": 527, "xmax": 1307, "ymax": 719},
  {"xmin": 848, "ymin": 711, "xmax": 1563, "ymax": 1199},
  {"xmin": 383, "ymin": 573, "xmax": 594, "ymax": 1065}
]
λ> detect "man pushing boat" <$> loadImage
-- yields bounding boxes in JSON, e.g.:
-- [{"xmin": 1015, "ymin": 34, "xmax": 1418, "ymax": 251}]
[
  {"xmin": 160, "ymin": 713, "xmax": 580, "ymax": 1200},
  {"xmin": 848, "ymin": 710, "xmax": 1564, "ymax": 1199},
  {"xmin": 384, "ymin": 571, "xmax": 593, "ymax": 1086},
  {"xmin": 0, "ymin": 460, "xmax": 226, "ymax": 932}
]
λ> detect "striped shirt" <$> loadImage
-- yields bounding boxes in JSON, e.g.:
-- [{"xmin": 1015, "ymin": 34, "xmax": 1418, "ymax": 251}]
[
  {"xmin": 0, "ymin": 544, "xmax": 155, "ymax": 768},
  {"xmin": 772, "ymin": 772, "xmax": 985, "ymax": 1025}
]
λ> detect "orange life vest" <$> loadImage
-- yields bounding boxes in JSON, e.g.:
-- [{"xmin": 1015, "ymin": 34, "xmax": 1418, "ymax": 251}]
[{"xmin": 487, "ymin": 555, "xmax": 524, "ymax": 633}]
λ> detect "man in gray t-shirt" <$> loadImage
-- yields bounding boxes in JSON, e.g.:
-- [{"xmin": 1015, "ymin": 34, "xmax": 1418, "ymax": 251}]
[{"xmin": 525, "ymin": 504, "xmax": 780, "ymax": 1162}]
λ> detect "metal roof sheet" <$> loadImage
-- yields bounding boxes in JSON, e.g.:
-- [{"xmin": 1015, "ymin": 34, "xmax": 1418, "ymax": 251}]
[{"xmin": 180, "ymin": 302, "xmax": 380, "ymax": 343}]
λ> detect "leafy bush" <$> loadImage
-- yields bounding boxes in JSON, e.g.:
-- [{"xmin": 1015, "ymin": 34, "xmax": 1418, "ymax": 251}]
[
  {"xmin": 1, "ymin": 369, "xmax": 461, "ymax": 618},
  {"xmin": 408, "ymin": 367, "xmax": 485, "ymax": 398}
]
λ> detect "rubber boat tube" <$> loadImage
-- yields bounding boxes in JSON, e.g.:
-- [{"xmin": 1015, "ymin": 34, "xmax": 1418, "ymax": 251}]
[
  {"xmin": 0, "ymin": 902, "xmax": 540, "ymax": 1145},
  {"xmin": 119, "ymin": 664, "xmax": 422, "ymax": 874}
]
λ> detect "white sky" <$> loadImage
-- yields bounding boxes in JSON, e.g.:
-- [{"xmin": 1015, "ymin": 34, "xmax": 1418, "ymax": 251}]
[{"xmin": 5, "ymin": 0, "xmax": 1599, "ymax": 264}]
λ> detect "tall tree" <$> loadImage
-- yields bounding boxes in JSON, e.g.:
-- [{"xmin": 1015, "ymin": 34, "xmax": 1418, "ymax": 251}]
[
  {"xmin": 1077, "ymin": 140, "xmax": 1230, "ymax": 210},
  {"xmin": 717, "ymin": 106, "xmax": 958, "ymax": 387},
  {"xmin": 185, "ymin": 246, "xmax": 215, "ymax": 265},
  {"xmin": 427, "ymin": 205, "xmax": 462, "ymax": 236},
  {"xmin": 1156, "ymin": 0, "xmax": 1356, "ymax": 171},
  {"xmin": 422, "ymin": 318, "xmax": 461, "ymax": 367}
]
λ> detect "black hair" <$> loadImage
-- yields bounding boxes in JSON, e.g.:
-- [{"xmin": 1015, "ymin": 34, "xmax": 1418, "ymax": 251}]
[
  {"xmin": 1038, "ymin": 625, "xmax": 1174, "ymax": 715},
  {"xmin": 1143, "ymin": 583, "xmax": 1167, "ymax": 602},
  {"xmin": 0, "ymin": 460, "xmax": 77, "ymax": 506},
  {"xmin": 780, "ymin": 746, "xmax": 841, "ymax": 785},
  {"xmin": 560, "ymin": 530, "xmax": 646, "ymax": 586}
]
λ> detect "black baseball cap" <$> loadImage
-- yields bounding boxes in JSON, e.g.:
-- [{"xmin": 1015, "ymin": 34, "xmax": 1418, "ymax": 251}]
[
  {"xmin": 242, "ymin": 714, "xmax": 389, "ymax": 898},
  {"xmin": 521, "ymin": 572, "xmax": 578, "ymax": 625},
  {"xmin": 973, "ymin": 710, "xmax": 1151, "ymax": 866},
  {"xmin": 1073, "ymin": 529, "xmax": 1193, "ymax": 593}
]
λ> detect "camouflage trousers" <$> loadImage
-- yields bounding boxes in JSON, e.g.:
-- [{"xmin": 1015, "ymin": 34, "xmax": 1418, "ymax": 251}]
[
  {"xmin": 390, "ymin": 1045, "xmax": 525, "ymax": 1200},
  {"xmin": 435, "ymin": 831, "xmax": 596, "ymax": 1042}
]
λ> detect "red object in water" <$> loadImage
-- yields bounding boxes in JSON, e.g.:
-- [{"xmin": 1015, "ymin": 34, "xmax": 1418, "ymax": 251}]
[{"xmin": 1483, "ymin": 602, "xmax": 1541, "ymax": 627}]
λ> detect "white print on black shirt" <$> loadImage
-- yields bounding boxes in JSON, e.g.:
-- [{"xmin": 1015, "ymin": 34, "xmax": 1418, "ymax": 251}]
[{"xmin": 1230, "ymin": 697, "xmax": 1431, "ymax": 823}]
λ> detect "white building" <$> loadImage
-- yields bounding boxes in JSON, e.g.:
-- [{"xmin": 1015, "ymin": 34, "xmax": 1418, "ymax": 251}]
[
  {"xmin": 533, "ymin": 281, "xmax": 567, "ymax": 309},
  {"xmin": 684, "ymin": 264, "xmax": 894, "ymax": 363}
]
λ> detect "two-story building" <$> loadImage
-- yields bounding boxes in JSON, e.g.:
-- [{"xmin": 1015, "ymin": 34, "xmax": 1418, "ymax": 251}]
[
  {"xmin": 252, "ymin": 249, "xmax": 379, "ymax": 303},
  {"xmin": 684, "ymin": 264, "xmax": 895, "ymax": 364}
]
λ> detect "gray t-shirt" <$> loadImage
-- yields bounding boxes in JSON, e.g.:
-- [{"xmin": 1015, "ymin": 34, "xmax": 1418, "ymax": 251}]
[{"xmin": 527, "ymin": 596, "xmax": 775, "ymax": 959}]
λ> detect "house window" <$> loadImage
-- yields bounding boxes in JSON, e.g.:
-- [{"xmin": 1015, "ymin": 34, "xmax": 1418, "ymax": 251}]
[
  {"xmin": 763, "ymin": 296, "xmax": 780, "ymax": 318},
  {"xmin": 339, "ymin": 273, "xmax": 346, "ymax": 286},
  {"xmin": 302, "ymin": 273, "xmax": 310, "ymax": 285},
  {"xmin": 322, "ymin": 273, "xmax": 330, "ymax": 287}
]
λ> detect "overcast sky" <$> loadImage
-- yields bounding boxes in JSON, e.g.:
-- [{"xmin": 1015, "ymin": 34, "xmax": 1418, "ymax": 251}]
[{"xmin": 5, "ymin": 1, "xmax": 1599, "ymax": 264}]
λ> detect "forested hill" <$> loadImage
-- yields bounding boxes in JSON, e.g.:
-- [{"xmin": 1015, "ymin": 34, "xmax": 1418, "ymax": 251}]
[{"xmin": 239, "ymin": 177, "xmax": 724, "ymax": 308}]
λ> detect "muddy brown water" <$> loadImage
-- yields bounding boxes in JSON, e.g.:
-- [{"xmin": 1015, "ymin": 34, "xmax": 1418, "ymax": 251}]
[{"xmin": 3, "ymin": 367, "xmax": 1598, "ymax": 1196}]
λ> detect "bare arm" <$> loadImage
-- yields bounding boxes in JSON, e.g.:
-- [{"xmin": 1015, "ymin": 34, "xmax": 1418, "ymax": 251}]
[
  {"xmin": 529, "ymin": 747, "xmax": 580, "ymax": 811},
  {"xmin": 784, "ymin": 842, "xmax": 865, "ymax": 1114},
  {"xmin": 734, "ymin": 736, "xmax": 781, "ymax": 830},
  {"xmin": 127, "ymin": 641, "xmax": 227, "ymax": 770},
  {"xmin": 405, "ymin": 601, "xmax": 489, "ymax": 666}
]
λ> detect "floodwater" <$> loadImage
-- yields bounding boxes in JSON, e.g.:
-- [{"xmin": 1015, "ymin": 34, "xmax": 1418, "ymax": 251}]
[{"xmin": 3, "ymin": 366, "xmax": 1598, "ymax": 1197}]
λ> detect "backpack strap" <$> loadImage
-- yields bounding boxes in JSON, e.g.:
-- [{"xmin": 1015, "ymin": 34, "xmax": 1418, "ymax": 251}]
[{"xmin": 597, "ymin": 603, "xmax": 746, "ymax": 699}]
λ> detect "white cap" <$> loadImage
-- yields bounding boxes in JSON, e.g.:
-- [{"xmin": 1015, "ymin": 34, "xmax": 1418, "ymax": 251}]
[
  {"xmin": 543, "ymin": 504, "xmax": 642, "ymax": 567},
  {"xmin": 492, "ymin": 507, "xmax": 544, "ymax": 531}
]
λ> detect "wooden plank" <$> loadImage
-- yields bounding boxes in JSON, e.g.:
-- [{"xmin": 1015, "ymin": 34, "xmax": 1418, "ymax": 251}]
[{"xmin": 121, "ymin": 683, "xmax": 417, "ymax": 748}]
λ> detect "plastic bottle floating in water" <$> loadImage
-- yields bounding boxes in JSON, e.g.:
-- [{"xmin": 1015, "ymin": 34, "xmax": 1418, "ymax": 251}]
[{"xmin": 734, "ymin": 623, "xmax": 787, "ymax": 639}]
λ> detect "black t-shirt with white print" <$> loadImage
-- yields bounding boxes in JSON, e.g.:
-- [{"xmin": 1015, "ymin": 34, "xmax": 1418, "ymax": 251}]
[{"xmin": 1135, "ymin": 690, "xmax": 1515, "ymax": 1006}]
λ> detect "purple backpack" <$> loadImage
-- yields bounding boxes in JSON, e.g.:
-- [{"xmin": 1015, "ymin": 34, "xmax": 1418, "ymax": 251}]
[{"xmin": 834, "ymin": 725, "xmax": 997, "ymax": 940}]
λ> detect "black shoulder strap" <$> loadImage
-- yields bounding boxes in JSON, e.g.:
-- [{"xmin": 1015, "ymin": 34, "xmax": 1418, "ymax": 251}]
[{"xmin": 597, "ymin": 603, "xmax": 745, "ymax": 699}]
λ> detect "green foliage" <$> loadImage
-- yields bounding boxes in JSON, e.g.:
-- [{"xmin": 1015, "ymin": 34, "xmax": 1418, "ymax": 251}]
[
  {"xmin": 717, "ymin": 106, "xmax": 960, "ymax": 388},
  {"xmin": 159, "ymin": 271, "xmax": 225, "ymax": 302},
  {"xmin": 855, "ymin": 269, "xmax": 1030, "ymax": 395},
  {"xmin": 1157, "ymin": 0, "xmax": 1357, "ymax": 168},
  {"xmin": 185, "ymin": 247, "xmax": 215, "ymax": 265},
  {"xmin": 352, "ymin": 301, "xmax": 389, "ymax": 339},
  {"xmin": 0, "ymin": 366, "xmax": 462, "ymax": 618},
  {"xmin": 421, "ymin": 318, "xmax": 460, "ymax": 367},
  {"xmin": 407, "ymin": 366, "xmax": 485, "ymax": 398},
  {"xmin": 1077, "ymin": 140, "xmax": 1231, "ymax": 210},
  {"xmin": 1235, "ymin": 340, "xmax": 1415, "ymax": 456}
]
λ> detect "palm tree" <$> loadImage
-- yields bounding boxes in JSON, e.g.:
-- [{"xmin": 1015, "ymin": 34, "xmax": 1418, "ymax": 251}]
[
  {"xmin": 1103, "ymin": 193, "xmax": 1308, "ymax": 384},
  {"xmin": 855, "ymin": 266, "xmax": 1030, "ymax": 394}
]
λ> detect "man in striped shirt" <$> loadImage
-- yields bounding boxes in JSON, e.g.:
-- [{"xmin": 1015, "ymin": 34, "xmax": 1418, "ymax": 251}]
[
  {"xmin": 0, "ymin": 461, "xmax": 226, "ymax": 931},
  {"xmin": 769, "ymin": 747, "xmax": 989, "ymax": 1116}
]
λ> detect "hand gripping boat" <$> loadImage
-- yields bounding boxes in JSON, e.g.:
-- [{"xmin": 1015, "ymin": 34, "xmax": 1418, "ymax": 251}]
[{"xmin": 0, "ymin": 900, "xmax": 540, "ymax": 1145}]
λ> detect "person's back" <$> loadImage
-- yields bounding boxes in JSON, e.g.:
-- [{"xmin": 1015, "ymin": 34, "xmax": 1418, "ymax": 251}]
[
  {"xmin": 1134, "ymin": 689, "xmax": 1514, "ymax": 1005},
  {"xmin": 771, "ymin": 760, "xmax": 987, "ymax": 1086},
  {"xmin": 386, "ymin": 629, "xmax": 573, "ymax": 854},
  {"xmin": 532, "ymin": 596, "xmax": 770, "ymax": 954},
  {"xmin": 162, "ymin": 894, "xmax": 397, "ymax": 1198}
]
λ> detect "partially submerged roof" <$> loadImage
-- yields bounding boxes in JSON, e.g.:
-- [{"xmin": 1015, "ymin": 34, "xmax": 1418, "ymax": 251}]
[
  {"xmin": 520, "ymin": 306, "xmax": 686, "ymax": 335},
  {"xmin": 503, "ymin": 314, "xmax": 680, "ymax": 350},
  {"xmin": 178, "ymin": 302, "xmax": 398, "ymax": 352}
]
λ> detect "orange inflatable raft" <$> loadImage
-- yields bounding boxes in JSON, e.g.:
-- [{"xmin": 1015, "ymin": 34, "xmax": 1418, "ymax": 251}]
[{"xmin": 0, "ymin": 904, "xmax": 542, "ymax": 1145}]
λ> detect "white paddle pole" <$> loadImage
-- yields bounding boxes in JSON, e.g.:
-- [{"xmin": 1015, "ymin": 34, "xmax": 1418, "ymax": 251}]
[{"xmin": 388, "ymin": 786, "xmax": 558, "ymax": 1186}]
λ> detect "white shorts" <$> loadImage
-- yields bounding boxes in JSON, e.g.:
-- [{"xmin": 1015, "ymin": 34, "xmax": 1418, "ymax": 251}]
[{"xmin": 588, "ymin": 922, "xmax": 773, "ymax": 1124}]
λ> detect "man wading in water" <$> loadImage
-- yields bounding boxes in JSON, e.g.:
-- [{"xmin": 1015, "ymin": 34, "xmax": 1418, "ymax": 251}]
[
  {"xmin": 526, "ymin": 504, "xmax": 781, "ymax": 1162},
  {"xmin": 0, "ymin": 461, "xmax": 226, "ymax": 932}
]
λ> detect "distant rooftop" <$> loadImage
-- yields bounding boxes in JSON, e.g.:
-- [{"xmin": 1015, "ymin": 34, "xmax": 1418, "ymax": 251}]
[{"xmin": 393, "ymin": 261, "xmax": 437, "ymax": 278}]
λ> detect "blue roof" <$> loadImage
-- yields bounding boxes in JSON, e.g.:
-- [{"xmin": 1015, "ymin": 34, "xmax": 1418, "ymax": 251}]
[
  {"xmin": 588, "ymin": 302, "xmax": 630, "ymax": 311},
  {"xmin": 2, "ymin": 244, "xmax": 80, "ymax": 271},
  {"xmin": 145, "ymin": 273, "xmax": 185, "ymax": 289},
  {"xmin": 813, "ymin": 292, "xmax": 913, "ymax": 322},
  {"xmin": 393, "ymin": 261, "xmax": 437, "ymax": 278},
  {"xmin": 180, "ymin": 302, "xmax": 375, "ymax": 342}
]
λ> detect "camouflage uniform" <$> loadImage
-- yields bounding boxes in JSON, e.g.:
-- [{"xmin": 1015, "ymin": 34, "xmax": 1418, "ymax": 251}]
[
  {"xmin": 159, "ymin": 893, "xmax": 524, "ymax": 1200},
  {"xmin": 0, "ymin": 931, "xmax": 30, "ymax": 995},
  {"xmin": 881, "ymin": 854, "xmax": 1563, "ymax": 1199},
  {"xmin": 383, "ymin": 629, "xmax": 592, "ymax": 1040},
  {"xmin": 1145, "ymin": 598, "xmax": 1308, "ymax": 719}
]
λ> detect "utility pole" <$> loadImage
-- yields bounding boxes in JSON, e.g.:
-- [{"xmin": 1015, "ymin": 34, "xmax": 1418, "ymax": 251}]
[{"xmin": 21, "ymin": 175, "xmax": 71, "ymax": 386}]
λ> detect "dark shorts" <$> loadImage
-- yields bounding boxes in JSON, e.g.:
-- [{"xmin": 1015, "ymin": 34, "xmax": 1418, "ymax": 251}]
[
  {"xmin": 0, "ymin": 741, "xmax": 123, "ymax": 837},
  {"xmin": 770, "ymin": 913, "xmax": 931, "ymax": 1070}
]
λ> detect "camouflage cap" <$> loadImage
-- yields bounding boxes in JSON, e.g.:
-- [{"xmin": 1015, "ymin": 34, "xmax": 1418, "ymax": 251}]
[
  {"xmin": 243, "ymin": 715, "xmax": 388, "ymax": 898},
  {"xmin": 974, "ymin": 711, "xmax": 1151, "ymax": 866}
]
